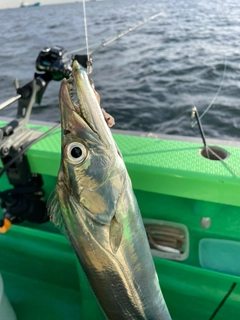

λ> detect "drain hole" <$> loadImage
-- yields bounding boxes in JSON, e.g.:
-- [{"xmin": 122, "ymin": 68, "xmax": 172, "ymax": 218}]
[{"xmin": 200, "ymin": 146, "xmax": 229, "ymax": 161}]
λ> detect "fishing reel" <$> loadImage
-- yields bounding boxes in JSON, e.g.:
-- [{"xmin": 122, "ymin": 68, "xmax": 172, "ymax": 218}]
[
  {"xmin": 36, "ymin": 46, "xmax": 72, "ymax": 81},
  {"xmin": 0, "ymin": 45, "xmax": 92, "ymax": 233},
  {"xmin": 36, "ymin": 45, "xmax": 89, "ymax": 81}
]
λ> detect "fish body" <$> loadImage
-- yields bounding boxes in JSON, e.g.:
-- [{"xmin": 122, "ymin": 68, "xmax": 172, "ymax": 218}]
[{"xmin": 48, "ymin": 61, "xmax": 171, "ymax": 320}]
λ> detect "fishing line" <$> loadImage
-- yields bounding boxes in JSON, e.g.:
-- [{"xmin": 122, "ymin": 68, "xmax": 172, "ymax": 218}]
[
  {"xmin": 82, "ymin": 0, "xmax": 90, "ymax": 73},
  {"xmin": 0, "ymin": 123, "xmax": 60, "ymax": 179},
  {"xmin": 192, "ymin": 59, "xmax": 227, "ymax": 128}
]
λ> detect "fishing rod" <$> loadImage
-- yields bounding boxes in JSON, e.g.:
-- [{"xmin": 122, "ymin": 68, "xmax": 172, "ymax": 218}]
[
  {"xmin": 66, "ymin": 11, "xmax": 164, "ymax": 57},
  {"xmin": 0, "ymin": 10, "xmax": 164, "ymax": 230},
  {"xmin": 70, "ymin": 9, "xmax": 164, "ymax": 75},
  {"xmin": 0, "ymin": 8, "xmax": 164, "ymax": 133}
]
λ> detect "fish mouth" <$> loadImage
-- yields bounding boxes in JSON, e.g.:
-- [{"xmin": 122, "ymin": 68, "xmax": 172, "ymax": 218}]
[
  {"xmin": 59, "ymin": 61, "xmax": 113, "ymax": 146},
  {"xmin": 66, "ymin": 61, "xmax": 97, "ymax": 133}
]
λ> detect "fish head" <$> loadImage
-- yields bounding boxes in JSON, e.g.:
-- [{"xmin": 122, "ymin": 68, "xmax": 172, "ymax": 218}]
[{"xmin": 56, "ymin": 61, "xmax": 126, "ymax": 224}]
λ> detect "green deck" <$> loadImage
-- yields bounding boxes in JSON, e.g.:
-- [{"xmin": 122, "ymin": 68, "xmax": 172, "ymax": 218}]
[
  {"xmin": 25, "ymin": 124, "xmax": 240, "ymax": 206},
  {"xmin": 1, "ymin": 121, "xmax": 240, "ymax": 319}
]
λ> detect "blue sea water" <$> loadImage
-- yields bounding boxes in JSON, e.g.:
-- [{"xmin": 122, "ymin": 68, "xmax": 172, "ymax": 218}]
[{"xmin": 1, "ymin": 0, "xmax": 240, "ymax": 140}]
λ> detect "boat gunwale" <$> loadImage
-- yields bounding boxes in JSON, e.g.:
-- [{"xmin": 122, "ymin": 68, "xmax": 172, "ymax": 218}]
[{"xmin": 1, "ymin": 116, "xmax": 240, "ymax": 147}]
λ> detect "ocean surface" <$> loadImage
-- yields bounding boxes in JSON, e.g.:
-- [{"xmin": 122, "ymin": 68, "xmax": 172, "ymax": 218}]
[{"xmin": 1, "ymin": 0, "xmax": 240, "ymax": 140}]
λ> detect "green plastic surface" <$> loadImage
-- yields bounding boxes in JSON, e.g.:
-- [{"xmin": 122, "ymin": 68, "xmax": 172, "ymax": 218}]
[
  {"xmin": 199, "ymin": 238, "xmax": 240, "ymax": 276},
  {"xmin": 16, "ymin": 124, "xmax": 240, "ymax": 207},
  {"xmin": 0, "ymin": 121, "xmax": 240, "ymax": 319},
  {"xmin": 1, "ymin": 226, "xmax": 240, "ymax": 320},
  {"xmin": 0, "ymin": 227, "xmax": 81, "ymax": 320},
  {"xmin": 1, "ymin": 122, "xmax": 240, "ymax": 207}
]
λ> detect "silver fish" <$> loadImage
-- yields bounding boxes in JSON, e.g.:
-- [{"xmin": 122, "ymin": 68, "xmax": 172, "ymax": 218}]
[{"xmin": 47, "ymin": 61, "xmax": 171, "ymax": 320}]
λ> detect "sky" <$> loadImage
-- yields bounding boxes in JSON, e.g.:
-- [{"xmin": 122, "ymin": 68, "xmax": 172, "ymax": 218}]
[{"xmin": 0, "ymin": 0, "xmax": 72, "ymax": 9}]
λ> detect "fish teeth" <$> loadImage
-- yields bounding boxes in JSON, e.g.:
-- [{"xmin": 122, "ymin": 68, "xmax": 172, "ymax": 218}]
[
  {"xmin": 67, "ymin": 79, "xmax": 81, "ymax": 109},
  {"xmin": 67, "ymin": 76, "xmax": 73, "ymax": 84}
]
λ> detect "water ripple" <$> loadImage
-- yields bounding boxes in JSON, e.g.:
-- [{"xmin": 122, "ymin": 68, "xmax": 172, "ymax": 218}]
[{"xmin": 0, "ymin": 0, "xmax": 240, "ymax": 140}]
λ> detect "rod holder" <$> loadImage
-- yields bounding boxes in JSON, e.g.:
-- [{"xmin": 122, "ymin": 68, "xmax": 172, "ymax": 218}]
[{"xmin": 191, "ymin": 106, "xmax": 207, "ymax": 147}]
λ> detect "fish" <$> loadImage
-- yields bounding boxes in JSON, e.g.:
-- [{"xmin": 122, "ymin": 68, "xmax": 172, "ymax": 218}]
[{"xmin": 47, "ymin": 60, "xmax": 171, "ymax": 320}]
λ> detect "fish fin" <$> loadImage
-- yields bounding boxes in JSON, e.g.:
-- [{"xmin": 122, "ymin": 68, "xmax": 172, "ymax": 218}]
[
  {"xmin": 47, "ymin": 188, "xmax": 66, "ymax": 235},
  {"xmin": 109, "ymin": 216, "xmax": 123, "ymax": 254}
]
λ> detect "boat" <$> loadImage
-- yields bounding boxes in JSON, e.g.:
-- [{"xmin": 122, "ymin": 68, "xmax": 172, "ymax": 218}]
[
  {"xmin": 0, "ymin": 46, "xmax": 240, "ymax": 320},
  {"xmin": 20, "ymin": 2, "xmax": 40, "ymax": 8}
]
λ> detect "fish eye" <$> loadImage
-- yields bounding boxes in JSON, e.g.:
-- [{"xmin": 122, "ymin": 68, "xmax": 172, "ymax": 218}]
[{"xmin": 65, "ymin": 142, "xmax": 87, "ymax": 163}]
